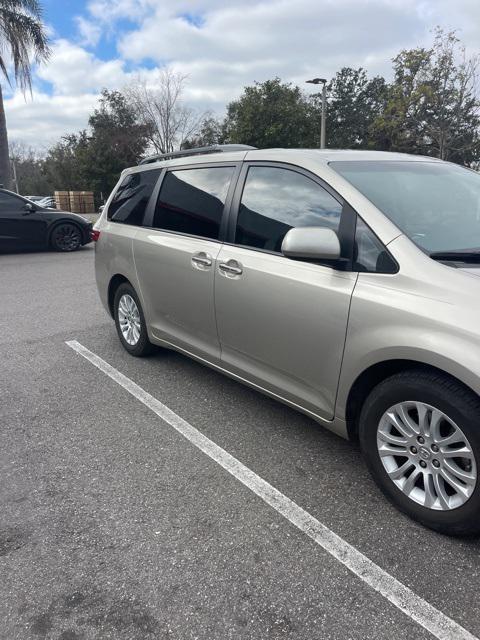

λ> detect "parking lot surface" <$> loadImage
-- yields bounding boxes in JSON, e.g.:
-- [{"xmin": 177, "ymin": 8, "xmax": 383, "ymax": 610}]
[{"xmin": 2, "ymin": 246, "xmax": 480, "ymax": 640}]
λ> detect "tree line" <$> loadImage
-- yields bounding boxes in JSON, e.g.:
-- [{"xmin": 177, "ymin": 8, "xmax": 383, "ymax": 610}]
[{"xmin": 9, "ymin": 28, "xmax": 480, "ymax": 201}]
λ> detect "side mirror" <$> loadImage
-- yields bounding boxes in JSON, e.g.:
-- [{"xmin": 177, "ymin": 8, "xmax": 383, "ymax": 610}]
[
  {"xmin": 23, "ymin": 202, "xmax": 36, "ymax": 214},
  {"xmin": 281, "ymin": 227, "xmax": 341, "ymax": 261}
]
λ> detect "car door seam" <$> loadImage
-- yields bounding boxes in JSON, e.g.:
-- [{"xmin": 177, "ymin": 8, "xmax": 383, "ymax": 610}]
[{"xmin": 333, "ymin": 272, "xmax": 360, "ymax": 418}]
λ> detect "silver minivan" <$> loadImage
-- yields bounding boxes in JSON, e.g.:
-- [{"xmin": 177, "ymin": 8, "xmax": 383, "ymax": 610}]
[{"xmin": 94, "ymin": 145, "xmax": 480, "ymax": 535}]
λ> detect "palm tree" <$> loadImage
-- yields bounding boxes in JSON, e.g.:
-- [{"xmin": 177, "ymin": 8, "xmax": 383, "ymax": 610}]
[{"xmin": 0, "ymin": 0, "xmax": 49, "ymax": 188}]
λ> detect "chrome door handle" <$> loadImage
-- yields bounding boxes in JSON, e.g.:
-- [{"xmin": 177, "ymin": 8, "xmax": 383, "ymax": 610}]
[
  {"xmin": 219, "ymin": 260, "xmax": 243, "ymax": 276},
  {"xmin": 191, "ymin": 252, "xmax": 213, "ymax": 269}
]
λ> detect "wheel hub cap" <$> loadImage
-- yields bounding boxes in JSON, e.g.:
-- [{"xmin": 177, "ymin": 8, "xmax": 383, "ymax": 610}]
[
  {"xmin": 377, "ymin": 401, "xmax": 477, "ymax": 511},
  {"xmin": 118, "ymin": 294, "xmax": 141, "ymax": 345},
  {"xmin": 418, "ymin": 447, "xmax": 431, "ymax": 461}
]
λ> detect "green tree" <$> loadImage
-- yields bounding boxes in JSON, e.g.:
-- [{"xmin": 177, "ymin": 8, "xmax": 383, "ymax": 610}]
[
  {"xmin": 182, "ymin": 115, "xmax": 225, "ymax": 149},
  {"xmin": 0, "ymin": 0, "xmax": 50, "ymax": 188},
  {"xmin": 326, "ymin": 68, "xmax": 388, "ymax": 149},
  {"xmin": 82, "ymin": 90, "xmax": 151, "ymax": 197},
  {"xmin": 373, "ymin": 29, "xmax": 480, "ymax": 163},
  {"xmin": 43, "ymin": 132, "xmax": 90, "ymax": 192},
  {"xmin": 224, "ymin": 78, "xmax": 314, "ymax": 148}
]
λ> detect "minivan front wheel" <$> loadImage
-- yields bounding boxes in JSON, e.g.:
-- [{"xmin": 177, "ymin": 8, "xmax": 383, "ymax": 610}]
[
  {"xmin": 113, "ymin": 283, "xmax": 154, "ymax": 357},
  {"xmin": 359, "ymin": 370, "xmax": 480, "ymax": 536}
]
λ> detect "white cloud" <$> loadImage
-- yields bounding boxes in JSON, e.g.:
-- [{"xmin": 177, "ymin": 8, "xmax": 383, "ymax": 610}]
[
  {"xmin": 75, "ymin": 16, "xmax": 102, "ymax": 47},
  {"xmin": 37, "ymin": 39, "xmax": 128, "ymax": 95},
  {"xmin": 4, "ymin": 0, "xmax": 480, "ymax": 149},
  {"xmin": 5, "ymin": 91, "xmax": 98, "ymax": 150}
]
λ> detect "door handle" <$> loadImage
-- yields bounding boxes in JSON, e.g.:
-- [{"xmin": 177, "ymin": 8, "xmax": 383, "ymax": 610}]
[
  {"xmin": 191, "ymin": 252, "xmax": 213, "ymax": 269},
  {"xmin": 219, "ymin": 260, "xmax": 243, "ymax": 277}
]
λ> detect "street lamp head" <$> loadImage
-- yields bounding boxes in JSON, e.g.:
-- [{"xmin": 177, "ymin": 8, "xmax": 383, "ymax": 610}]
[{"xmin": 306, "ymin": 78, "xmax": 327, "ymax": 85}]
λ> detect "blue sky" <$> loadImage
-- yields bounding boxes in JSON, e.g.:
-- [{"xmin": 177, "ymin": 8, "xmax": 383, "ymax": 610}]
[{"xmin": 5, "ymin": 0, "xmax": 480, "ymax": 150}]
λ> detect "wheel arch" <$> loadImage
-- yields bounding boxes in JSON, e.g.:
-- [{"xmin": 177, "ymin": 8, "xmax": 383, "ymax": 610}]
[
  {"xmin": 344, "ymin": 359, "xmax": 480, "ymax": 441},
  {"xmin": 108, "ymin": 274, "xmax": 131, "ymax": 317}
]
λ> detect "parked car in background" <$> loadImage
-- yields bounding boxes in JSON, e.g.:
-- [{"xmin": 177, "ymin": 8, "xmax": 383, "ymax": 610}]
[
  {"xmin": 38, "ymin": 196, "xmax": 56, "ymax": 209},
  {"xmin": 0, "ymin": 188, "xmax": 92, "ymax": 252},
  {"xmin": 25, "ymin": 195, "xmax": 48, "ymax": 202},
  {"xmin": 94, "ymin": 145, "xmax": 480, "ymax": 536}
]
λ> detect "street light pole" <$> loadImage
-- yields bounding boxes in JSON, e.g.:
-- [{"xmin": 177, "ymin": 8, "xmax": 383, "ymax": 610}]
[
  {"xmin": 306, "ymin": 77, "xmax": 327, "ymax": 149},
  {"xmin": 320, "ymin": 81, "xmax": 326, "ymax": 149}
]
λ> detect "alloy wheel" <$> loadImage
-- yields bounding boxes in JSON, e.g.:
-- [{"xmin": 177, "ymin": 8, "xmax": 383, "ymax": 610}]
[
  {"xmin": 54, "ymin": 224, "xmax": 81, "ymax": 251},
  {"xmin": 377, "ymin": 401, "xmax": 477, "ymax": 510},
  {"xmin": 117, "ymin": 294, "xmax": 141, "ymax": 345}
]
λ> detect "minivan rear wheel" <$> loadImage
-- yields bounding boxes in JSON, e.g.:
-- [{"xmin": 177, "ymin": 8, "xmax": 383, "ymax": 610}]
[
  {"xmin": 113, "ymin": 283, "xmax": 155, "ymax": 357},
  {"xmin": 359, "ymin": 370, "xmax": 480, "ymax": 536}
]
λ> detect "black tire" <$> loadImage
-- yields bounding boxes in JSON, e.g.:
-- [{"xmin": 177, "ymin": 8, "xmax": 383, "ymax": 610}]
[
  {"xmin": 359, "ymin": 370, "xmax": 480, "ymax": 536},
  {"xmin": 113, "ymin": 283, "xmax": 155, "ymax": 357},
  {"xmin": 50, "ymin": 223, "xmax": 82, "ymax": 252}
]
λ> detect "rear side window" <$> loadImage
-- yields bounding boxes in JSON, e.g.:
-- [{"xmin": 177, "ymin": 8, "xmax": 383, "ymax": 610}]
[
  {"xmin": 236, "ymin": 166, "xmax": 342, "ymax": 252},
  {"xmin": 152, "ymin": 166, "xmax": 234, "ymax": 240},
  {"xmin": 108, "ymin": 169, "xmax": 161, "ymax": 225}
]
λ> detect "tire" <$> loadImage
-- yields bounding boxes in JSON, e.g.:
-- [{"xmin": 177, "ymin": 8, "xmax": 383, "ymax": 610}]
[
  {"xmin": 359, "ymin": 370, "xmax": 480, "ymax": 536},
  {"xmin": 113, "ymin": 283, "xmax": 155, "ymax": 357},
  {"xmin": 50, "ymin": 223, "xmax": 82, "ymax": 251}
]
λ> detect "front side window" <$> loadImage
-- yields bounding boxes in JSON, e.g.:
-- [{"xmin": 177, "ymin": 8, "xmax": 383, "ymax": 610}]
[
  {"xmin": 330, "ymin": 160, "xmax": 480, "ymax": 254},
  {"xmin": 152, "ymin": 166, "xmax": 234, "ymax": 240},
  {"xmin": 235, "ymin": 166, "xmax": 342, "ymax": 252},
  {"xmin": 108, "ymin": 168, "xmax": 160, "ymax": 225}
]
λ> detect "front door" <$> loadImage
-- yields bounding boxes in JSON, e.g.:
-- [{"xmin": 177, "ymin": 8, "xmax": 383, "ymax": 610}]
[
  {"xmin": 134, "ymin": 164, "xmax": 238, "ymax": 362},
  {"xmin": 0, "ymin": 192, "xmax": 47, "ymax": 250},
  {"xmin": 214, "ymin": 164, "xmax": 357, "ymax": 420}
]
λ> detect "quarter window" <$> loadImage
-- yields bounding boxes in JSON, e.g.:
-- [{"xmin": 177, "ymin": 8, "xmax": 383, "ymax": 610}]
[
  {"xmin": 235, "ymin": 166, "xmax": 342, "ymax": 252},
  {"xmin": 354, "ymin": 217, "xmax": 397, "ymax": 273},
  {"xmin": 152, "ymin": 167, "xmax": 234, "ymax": 240},
  {"xmin": 108, "ymin": 168, "xmax": 161, "ymax": 225}
]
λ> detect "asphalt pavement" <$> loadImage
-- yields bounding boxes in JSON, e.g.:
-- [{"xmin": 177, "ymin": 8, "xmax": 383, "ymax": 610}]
[{"xmin": 1, "ymin": 246, "xmax": 480, "ymax": 640}]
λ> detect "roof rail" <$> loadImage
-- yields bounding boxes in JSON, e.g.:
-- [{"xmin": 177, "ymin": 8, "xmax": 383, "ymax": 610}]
[{"xmin": 139, "ymin": 144, "xmax": 256, "ymax": 165}]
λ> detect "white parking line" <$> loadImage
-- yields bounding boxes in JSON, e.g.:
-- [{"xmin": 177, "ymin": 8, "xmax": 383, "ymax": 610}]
[{"xmin": 67, "ymin": 339, "xmax": 478, "ymax": 640}]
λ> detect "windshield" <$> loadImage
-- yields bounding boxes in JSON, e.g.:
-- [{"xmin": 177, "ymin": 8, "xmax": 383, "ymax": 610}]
[{"xmin": 330, "ymin": 160, "xmax": 480, "ymax": 254}]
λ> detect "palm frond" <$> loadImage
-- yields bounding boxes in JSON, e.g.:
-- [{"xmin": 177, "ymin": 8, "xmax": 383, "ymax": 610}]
[{"xmin": 0, "ymin": 0, "xmax": 50, "ymax": 91}]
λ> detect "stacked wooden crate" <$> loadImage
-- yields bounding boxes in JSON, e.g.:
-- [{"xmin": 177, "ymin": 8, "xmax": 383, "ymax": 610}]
[
  {"xmin": 54, "ymin": 191, "xmax": 70, "ymax": 211},
  {"xmin": 54, "ymin": 191, "xmax": 95, "ymax": 213}
]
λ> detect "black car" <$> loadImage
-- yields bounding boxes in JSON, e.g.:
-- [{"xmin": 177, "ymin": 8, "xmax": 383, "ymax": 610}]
[{"xmin": 0, "ymin": 188, "xmax": 93, "ymax": 252}]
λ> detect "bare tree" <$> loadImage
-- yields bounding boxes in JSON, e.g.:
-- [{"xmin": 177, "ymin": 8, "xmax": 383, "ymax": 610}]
[{"xmin": 125, "ymin": 69, "xmax": 206, "ymax": 155}]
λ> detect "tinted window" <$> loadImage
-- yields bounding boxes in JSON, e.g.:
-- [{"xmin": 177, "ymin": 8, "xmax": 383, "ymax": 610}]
[
  {"xmin": 152, "ymin": 167, "xmax": 234, "ymax": 240},
  {"xmin": 108, "ymin": 169, "xmax": 160, "ymax": 225},
  {"xmin": 354, "ymin": 217, "xmax": 397, "ymax": 273},
  {"xmin": 0, "ymin": 192, "xmax": 25, "ymax": 213},
  {"xmin": 236, "ymin": 167, "xmax": 342, "ymax": 252}
]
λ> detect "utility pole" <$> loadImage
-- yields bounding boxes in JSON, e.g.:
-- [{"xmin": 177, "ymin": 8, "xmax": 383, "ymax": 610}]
[
  {"xmin": 11, "ymin": 158, "xmax": 19, "ymax": 193},
  {"xmin": 306, "ymin": 78, "xmax": 327, "ymax": 149}
]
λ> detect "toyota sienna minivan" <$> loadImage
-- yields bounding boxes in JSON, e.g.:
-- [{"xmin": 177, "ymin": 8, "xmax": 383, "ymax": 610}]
[{"xmin": 93, "ymin": 145, "xmax": 480, "ymax": 536}]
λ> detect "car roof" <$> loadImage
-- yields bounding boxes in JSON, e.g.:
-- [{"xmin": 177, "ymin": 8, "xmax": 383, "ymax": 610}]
[{"xmin": 126, "ymin": 148, "xmax": 442, "ymax": 174}]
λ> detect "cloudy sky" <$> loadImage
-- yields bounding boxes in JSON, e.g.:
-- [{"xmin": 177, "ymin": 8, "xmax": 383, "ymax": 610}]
[{"xmin": 4, "ymin": 0, "xmax": 480, "ymax": 150}]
